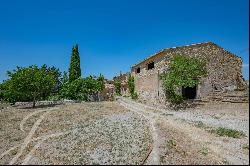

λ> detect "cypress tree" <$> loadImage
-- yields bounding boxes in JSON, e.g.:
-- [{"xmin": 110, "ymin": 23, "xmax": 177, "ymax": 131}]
[{"xmin": 69, "ymin": 44, "xmax": 81, "ymax": 82}]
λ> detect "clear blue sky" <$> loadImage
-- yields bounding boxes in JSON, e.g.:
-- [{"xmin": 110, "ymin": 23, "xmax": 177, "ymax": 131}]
[{"xmin": 0, "ymin": 0, "xmax": 249, "ymax": 82}]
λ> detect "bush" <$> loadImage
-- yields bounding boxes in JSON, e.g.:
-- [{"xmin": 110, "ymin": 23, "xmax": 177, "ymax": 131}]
[{"xmin": 47, "ymin": 95, "xmax": 61, "ymax": 101}]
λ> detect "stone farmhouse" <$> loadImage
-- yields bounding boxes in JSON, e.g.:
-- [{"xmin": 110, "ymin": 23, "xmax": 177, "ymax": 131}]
[{"xmin": 130, "ymin": 42, "xmax": 245, "ymax": 105}]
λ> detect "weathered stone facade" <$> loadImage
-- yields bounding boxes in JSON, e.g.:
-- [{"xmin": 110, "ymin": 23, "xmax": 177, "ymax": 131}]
[
  {"xmin": 131, "ymin": 42, "xmax": 245, "ymax": 105},
  {"xmin": 99, "ymin": 80, "xmax": 115, "ymax": 101},
  {"xmin": 113, "ymin": 72, "xmax": 130, "ymax": 96}
]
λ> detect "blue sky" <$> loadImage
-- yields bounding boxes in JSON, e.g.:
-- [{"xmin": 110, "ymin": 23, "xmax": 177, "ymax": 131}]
[{"xmin": 0, "ymin": 0, "xmax": 249, "ymax": 82}]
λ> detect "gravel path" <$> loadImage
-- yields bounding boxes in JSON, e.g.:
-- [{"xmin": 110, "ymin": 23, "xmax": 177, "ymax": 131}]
[{"xmin": 117, "ymin": 98, "xmax": 161, "ymax": 165}]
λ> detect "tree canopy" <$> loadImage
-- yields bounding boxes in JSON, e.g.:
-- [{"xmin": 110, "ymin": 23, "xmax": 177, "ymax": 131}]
[{"xmin": 1, "ymin": 65, "xmax": 58, "ymax": 107}]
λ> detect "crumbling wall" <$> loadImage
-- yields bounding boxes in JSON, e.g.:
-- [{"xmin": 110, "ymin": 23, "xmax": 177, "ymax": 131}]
[{"xmin": 100, "ymin": 81, "xmax": 115, "ymax": 101}]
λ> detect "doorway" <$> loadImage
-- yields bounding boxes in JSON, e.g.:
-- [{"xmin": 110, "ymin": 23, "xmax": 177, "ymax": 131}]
[{"xmin": 182, "ymin": 86, "xmax": 197, "ymax": 99}]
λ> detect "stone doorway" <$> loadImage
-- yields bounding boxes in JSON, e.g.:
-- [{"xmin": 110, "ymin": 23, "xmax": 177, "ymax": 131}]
[{"xmin": 182, "ymin": 86, "xmax": 197, "ymax": 99}]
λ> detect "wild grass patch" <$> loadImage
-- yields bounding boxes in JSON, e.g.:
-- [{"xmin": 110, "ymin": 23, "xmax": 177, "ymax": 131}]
[
  {"xmin": 198, "ymin": 147, "xmax": 209, "ymax": 156},
  {"xmin": 209, "ymin": 127, "xmax": 246, "ymax": 138},
  {"xmin": 242, "ymin": 144, "xmax": 249, "ymax": 150},
  {"xmin": 166, "ymin": 139, "xmax": 177, "ymax": 149}
]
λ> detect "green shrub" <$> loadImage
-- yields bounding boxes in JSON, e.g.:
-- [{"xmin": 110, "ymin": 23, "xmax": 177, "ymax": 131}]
[
  {"xmin": 131, "ymin": 92, "xmax": 138, "ymax": 100},
  {"xmin": 128, "ymin": 74, "xmax": 138, "ymax": 100},
  {"xmin": 114, "ymin": 80, "xmax": 121, "ymax": 96},
  {"xmin": 48, "ymin": 95, "xmax": 61, "ymax": 101}
]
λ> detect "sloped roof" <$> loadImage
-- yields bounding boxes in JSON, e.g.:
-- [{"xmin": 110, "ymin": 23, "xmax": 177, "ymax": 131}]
[{"xmin": 131, "ymin": 42, "xmax": 240, "ymax": 68}]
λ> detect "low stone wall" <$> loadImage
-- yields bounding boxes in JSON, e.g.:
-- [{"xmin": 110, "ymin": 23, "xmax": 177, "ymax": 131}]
[{"xmin": 14, "ymin": 100, "xmax": 76, "ymax": 107}]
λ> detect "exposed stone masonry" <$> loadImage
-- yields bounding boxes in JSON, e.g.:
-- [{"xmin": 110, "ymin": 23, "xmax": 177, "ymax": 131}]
[{"xmin": 130, "ymin": 42, "xmax": 245, "ymax": 105}]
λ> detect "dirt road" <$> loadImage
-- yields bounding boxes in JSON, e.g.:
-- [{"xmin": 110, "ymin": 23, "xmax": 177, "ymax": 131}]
[{"xmin": 117, "ymin": 97, "xmax": 249, "ymax": 165}]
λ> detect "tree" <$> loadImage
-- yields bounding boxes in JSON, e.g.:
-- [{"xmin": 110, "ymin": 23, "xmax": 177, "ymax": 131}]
[
  {"xmin": 60, "ymin": 78, "xmax": 87, "ymax": 101},
  {"xmin": 161, "ymin": 55, "xmax": 207, "ymax": 104},
  {"xmin": 128, "ymin": 74, "xmax": 138, "ymax": 99},
  {"xmin": 69, "ymin": 44, "xmax": 81, "ymax": 82},
  {"xmin": 3, "ymin": 65, "xmax": 57, "ymax": 107},
  {"xmin": 62, "ymin": 71, "xmax": 69, "ymax": 84},
  {"xmin": 41, "ymin": 64, "xmax": 62, "ymax": 99},
  {"xmin": 114, "ymin": 80, "xmax": 121, "ymax": 96}
]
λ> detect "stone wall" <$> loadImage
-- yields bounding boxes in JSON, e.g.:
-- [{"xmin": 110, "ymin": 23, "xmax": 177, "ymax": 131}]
[
  {"xmin": 100, "ymin": 81, "xmax": 115, "ymax": 101},
  {"xmin": 131, "ymin": 42, "xmax": 244, "ymax": 106}
]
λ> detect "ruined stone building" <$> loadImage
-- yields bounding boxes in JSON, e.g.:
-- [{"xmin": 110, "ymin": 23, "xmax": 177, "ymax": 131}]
[
  {"xmin": 113, "ymin": 72, "xmax": 130, "ymax": 96},
  {"xmin": 130, "ymin": 42, "xmax": 245, "ymax": 105},
  {"xmin": 101, "ymin": 80, "xmax": 115, "ymax": 101}
]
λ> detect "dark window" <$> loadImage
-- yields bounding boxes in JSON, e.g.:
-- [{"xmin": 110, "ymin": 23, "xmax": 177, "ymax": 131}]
[
  {"xmin": 182, "ymin": 86, "xmax": 197, "ymax": 99},
  {"xmin": 136, "ymin": 67, "xmax": 140, "ymax": 73},
  {"xmin": 147, "ymin": 62, "xmax": 154, "ymax": 70}
]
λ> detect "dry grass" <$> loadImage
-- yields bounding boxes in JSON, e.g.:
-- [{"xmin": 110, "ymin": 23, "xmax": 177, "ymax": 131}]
[{"xmin": 0, "ymin": 102, "xmax": 152, "ymax": 165}]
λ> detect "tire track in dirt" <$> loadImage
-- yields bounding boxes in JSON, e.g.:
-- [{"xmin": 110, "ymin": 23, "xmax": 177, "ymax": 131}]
[
  {"xmin": 20, "ymin": 108, "xmax": 56, "ymax": 132},
  {"xmin": 0, "ymin": 146, "xmax": 19, "ymax": 159},
  {"xmin": 117, "ymin": 98, "xmax": 161, "ymax": 165},
  {"xmin": 21, "ymin": 130, "xmax": 73, "ymax": 165},
  {"xmin": 8, "ymin": 108, "xmax": 59, "ymax": 165}
]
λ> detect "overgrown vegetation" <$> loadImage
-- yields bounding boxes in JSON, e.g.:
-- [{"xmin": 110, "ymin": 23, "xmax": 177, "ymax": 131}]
[
  {"xmin": 161, "ymin": 55, "xmax": 207, "ymax": 105},
  {"xmin": 59, "ymin": 75, "xmax": 104, "ymax": 101},
  {"xmin": 209, "ymin": 127, "xmax": 246, "ymax": 138},
  {"xmin": 128, "ymin": 74, "xmax": 138, "ymax": 99},
  {"xmin": 114, "ymin": 80, "xmax": 121, "ymax": 96}
]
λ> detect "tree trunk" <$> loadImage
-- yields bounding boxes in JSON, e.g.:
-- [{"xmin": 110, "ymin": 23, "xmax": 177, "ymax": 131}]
[
  {"xmin": 98, "ymin": 92, "xmax": 100, "ymax": 102},
  {"xmin": 32, "ymin": 98, "xmax": 36, "ymax": 108}
]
